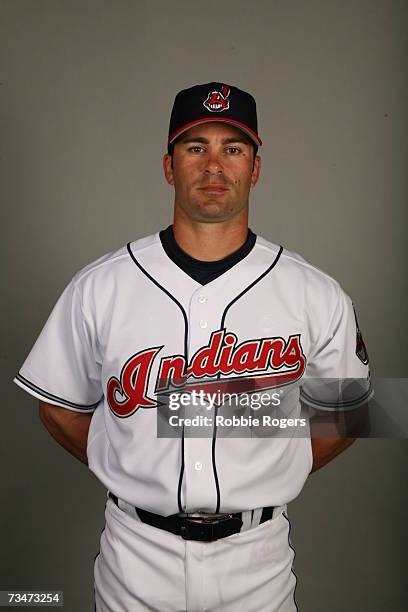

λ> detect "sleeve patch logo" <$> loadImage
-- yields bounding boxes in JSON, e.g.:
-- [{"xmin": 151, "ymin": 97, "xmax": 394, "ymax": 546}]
[{"xmin": 353, "ymin": 306, "xmax": 369, "ymax": 365}]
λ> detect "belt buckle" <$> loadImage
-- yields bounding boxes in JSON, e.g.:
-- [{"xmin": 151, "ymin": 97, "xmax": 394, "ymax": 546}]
[
  {"xmin": 180, "ymin": 514, "xmax": 242, "ymax": 542},
  {"xmin": 186, "ymin": 512, "xmax": 233, "ymax": 523}
]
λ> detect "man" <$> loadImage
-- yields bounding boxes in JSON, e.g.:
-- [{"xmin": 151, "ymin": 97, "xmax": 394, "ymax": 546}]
[{"xmin": 14, "ymin": 82, "xmax": 372, "ymax": 611}]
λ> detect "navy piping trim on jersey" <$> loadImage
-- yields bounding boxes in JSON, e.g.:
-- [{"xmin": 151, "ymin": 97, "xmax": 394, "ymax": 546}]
[
  {"xmin": 126, "ymin": 242, "xmax": 188, "ymax": 513},
  {"xmin": 282, "ymin": 511, "xmax": 299, "ymax": 611},
  {"xmin": 211, "ymin": 419, "xmax": 221, "ymax": 513},
  {"xmin": 93, "ymin": 518, "xmax": 106, "ymax": 611},
  {"xmin": 300, "ymin": 383, "xmax": 373, "ymax": 409},
  {"xmin": 126, "ymin": 243, "xmax": 189, "ymax": 360},
  {"xmin": 220, "ymin": 245, "xmax": 284, "ymax": 331},
  {"xmin": 177, "ymin": 424, "xmax": 185, "ymax": 513},
  {"xmin": 211, "ymin": 245, "xmax": 284, "ymax": 513},
  {"xmin": 15, "ymin": 373, "xmax": 100, "ymax": 410}
]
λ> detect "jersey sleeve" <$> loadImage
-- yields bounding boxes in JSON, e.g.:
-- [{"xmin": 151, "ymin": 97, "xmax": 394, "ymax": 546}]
[
  {"xmin": 300, "ymin": 284, "xmax": 373, "ymax": 411},
  {"xmin": 14, "ymin": 278, "xmax": 103, "ymax": 412}
]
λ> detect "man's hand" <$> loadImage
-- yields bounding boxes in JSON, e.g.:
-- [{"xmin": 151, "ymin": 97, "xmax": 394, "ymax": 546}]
[
  {"xmin": 39, "ymin": 401, "xmax": 92, "ymax": 465},
  {"xmin": 309, "ymin": 402, "xmax": 370, "ymax": 473}
]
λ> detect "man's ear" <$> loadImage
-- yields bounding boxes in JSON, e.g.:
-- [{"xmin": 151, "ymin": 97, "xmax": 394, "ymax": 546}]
[
  {"xmin": 163, "ymin": 154, "xmax": 174, "ymax": 186},
  {"xmin": 251, "ymin": 155, "xmax": 261, "ymax": 188}
]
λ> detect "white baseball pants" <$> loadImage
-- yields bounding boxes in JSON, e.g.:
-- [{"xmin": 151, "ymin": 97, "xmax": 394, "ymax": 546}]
[{"xmin": 94, "ymin": 497, "xmax": 297, "ymax": 611}]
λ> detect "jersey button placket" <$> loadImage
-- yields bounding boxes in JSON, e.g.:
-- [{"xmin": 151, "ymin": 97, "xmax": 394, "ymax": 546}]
[
  {"xmin": 199, "ymin": 295, "xmax": 208, "ymax": 329},
  {"xmin": 183, "ymin": 290, "xmax": 219, "ymax": 512}
]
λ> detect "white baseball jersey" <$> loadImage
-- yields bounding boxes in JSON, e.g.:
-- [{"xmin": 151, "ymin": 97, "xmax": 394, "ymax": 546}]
[{"xmin": 14, "ymin": 232, "xmax": 371, "ymax": 515}]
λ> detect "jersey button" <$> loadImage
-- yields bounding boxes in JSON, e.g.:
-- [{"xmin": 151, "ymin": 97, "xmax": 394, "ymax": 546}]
[
  {"xmin": 194, "ymin": 462, "xmax": 203, "ymax": 471},
  {"xmin": 198, "ymin": 295, "xmax": 207, "ymax": 303},
  {"xmin": 199, "ymin": 320, "xmax": 208, "ymax": 329}
]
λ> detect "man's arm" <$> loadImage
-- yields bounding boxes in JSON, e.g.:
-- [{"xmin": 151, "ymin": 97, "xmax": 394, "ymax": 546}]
[
  {"xmin": 309, "ymin": 402, "xmax": 370, "ymax": 473},
  {"xmin": 310, "ymin": 437, "xmax": 356, "ymax": 473},
  {"xmin": 39, "ymin": 401, "xmax": 92, "ymax": 465}
]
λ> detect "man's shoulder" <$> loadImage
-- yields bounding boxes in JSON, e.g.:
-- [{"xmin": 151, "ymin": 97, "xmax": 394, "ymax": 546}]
[
  {"xmin": 255, "ymin": 234, "xmax": 342, "ymax": 294},
  {"xmin": 72, "ymin": 231, "xmax": 161, "ymax": 288}
]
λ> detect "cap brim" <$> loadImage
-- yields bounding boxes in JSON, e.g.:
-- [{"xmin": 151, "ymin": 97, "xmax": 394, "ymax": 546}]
[{"xmin": 168, "ymin": 117, "xmax": 262, "ymax": 146}]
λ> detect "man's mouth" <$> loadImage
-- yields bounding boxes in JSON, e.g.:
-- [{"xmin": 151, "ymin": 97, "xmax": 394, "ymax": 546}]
[{"xmin": 199, "ymin": 185, "xmax": 228, "ymax": 193}]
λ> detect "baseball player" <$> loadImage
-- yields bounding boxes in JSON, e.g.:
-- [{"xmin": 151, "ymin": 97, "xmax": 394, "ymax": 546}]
[{"xmin": 14, "ymin": 82, "xmax": 372, "ymax": 611}]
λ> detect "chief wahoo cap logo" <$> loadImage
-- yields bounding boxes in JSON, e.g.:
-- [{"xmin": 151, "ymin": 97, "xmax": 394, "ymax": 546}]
[{"xmin": 203, "ymin": 85, "xmax": 230, "ymax": 112}]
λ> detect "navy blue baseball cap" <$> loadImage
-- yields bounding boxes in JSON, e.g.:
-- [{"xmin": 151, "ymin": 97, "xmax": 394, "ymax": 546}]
[{"xmin": 168, "ymin": 82, "xmax": 262, "ymax": 149}]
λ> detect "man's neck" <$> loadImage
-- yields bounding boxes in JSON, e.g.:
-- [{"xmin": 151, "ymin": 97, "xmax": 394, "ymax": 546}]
[{"xmin": 172, "ymin": 216, "xmax": 249, "ymax": 262}]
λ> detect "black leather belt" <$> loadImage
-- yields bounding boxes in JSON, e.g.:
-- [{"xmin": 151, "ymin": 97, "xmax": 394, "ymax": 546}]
[{"xmin": 108, "ymin": 493, "xmax": 274, "ymax": 542}]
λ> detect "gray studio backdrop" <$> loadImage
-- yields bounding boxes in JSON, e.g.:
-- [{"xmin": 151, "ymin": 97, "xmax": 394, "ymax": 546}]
[{"xmin": 1, "ymin": 1, "xmax": 407, "ymax": 611}]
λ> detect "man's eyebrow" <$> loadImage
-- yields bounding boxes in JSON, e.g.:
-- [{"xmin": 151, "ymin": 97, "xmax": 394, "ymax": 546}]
[
  {"xmin": 180, "ymin": 136, "xmax": 251, "ymax": 145},
  {"xmin": 222, "ymin": 137, "xmax": 251, "ymax": 145},
  {"xmin": 180, "ymin": 137, "xmax": 209, "ymax": 144}
]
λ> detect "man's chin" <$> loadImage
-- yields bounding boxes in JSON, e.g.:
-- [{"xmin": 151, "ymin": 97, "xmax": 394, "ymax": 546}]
[
  {"xmin": 176, "ymin": 198, "xmax": 246, "ymax": 223},
  {"xmin": 193, "ymin": 204, "xmax": 235, "ymax": 223}
]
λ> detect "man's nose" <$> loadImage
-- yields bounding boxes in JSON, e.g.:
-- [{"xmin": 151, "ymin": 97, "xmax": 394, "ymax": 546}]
[{"xmin": 204, "ymin": 150, "xmax": 223, "ymax": 174}]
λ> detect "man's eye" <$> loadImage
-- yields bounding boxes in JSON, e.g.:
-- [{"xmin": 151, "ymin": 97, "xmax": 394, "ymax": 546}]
[
  {"xmin": 226, "ymin": 147, "xmax": 240, "ymax": 154},
  {"xmin": 188, "ymin": 146, "xmax": 205, "ymax": 153}
]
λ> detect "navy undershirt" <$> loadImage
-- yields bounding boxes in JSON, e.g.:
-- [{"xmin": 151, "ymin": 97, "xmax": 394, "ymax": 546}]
[{"xmin": 159, "ymin": 225, "xmax": 257, "ymax": 285}]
